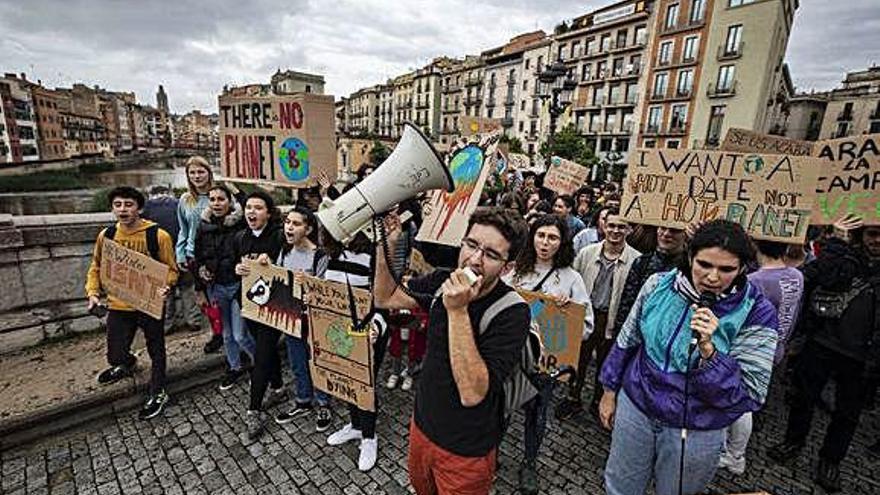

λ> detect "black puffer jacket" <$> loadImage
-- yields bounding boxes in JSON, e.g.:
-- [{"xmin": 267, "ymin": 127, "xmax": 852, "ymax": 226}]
[
  {"xmin": 800, "ymin": 238, "xmax": 880, "ymax": 365},
  {"xmin": 194, "ymin": 202, "xmax": 245, "ymax": 289}
]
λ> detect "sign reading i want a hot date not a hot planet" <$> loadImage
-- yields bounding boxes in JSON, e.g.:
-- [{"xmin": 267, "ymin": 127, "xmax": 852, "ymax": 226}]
[{"xmin": 621, "ymin": 148, "xmax": 822, "ymax": 243}]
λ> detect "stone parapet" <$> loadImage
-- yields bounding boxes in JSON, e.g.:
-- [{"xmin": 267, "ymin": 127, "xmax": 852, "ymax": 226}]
[{"xmin": 0, "ymin": 212, "xmax": 115, "ymax": 354}]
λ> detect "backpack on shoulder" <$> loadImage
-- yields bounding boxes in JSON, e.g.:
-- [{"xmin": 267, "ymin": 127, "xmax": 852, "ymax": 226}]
[
  {"xmin": 478, "ymin": 290, "xmax": 543, "ymax": 422},
  {"xmin": 104, "ymin": 224, "xmax": 160, "ymax": 261}
]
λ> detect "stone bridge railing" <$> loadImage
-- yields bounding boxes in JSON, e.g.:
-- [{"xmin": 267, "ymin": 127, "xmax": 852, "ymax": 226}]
[{"xmin": 0, "ymin": 212, "xmax": 113, "ymax": 354}]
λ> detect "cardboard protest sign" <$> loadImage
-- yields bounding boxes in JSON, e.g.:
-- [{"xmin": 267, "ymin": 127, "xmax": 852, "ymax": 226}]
[
  {"xmin": 721, "ymin": 128, "xmax": 815, "ymax": 157},
  {"xmin": 507, "ymin": 152, "xmax": 531, "ymax": 171},
  {"xmin": 517, "ymin": 289, "xmax": 585, "ymax": 374},
  {"xmin": 460, "ymin": 116, "xmax": 502, "ymax": 137},
  {"xmin": 811, "ymin": 134, "xmax": 880, "ymax": 225},
  {"xmin": 240, "ymin": 259, "xmax": 303, "ymax": 337},
  {"xmin": 417, "ymin": 132, "xmax": 500, "ymax": 246},
  {"xmin": 100, "ymin": 239, "xmax": 169, "ymax": 319},
  {"xmin": 218, "ymin": 93, "xmax": 336, "ymax": 188},
  {"xmin": 302, "ymin": 275, "xmax": 375, "ymax": 411},
  {"xmin": 544, "ymin": 156, "xmax": 591, "ymax": 196},
  {"xmin": 621, "ymin": 149, "xmax": 822, "ymax": 243}
]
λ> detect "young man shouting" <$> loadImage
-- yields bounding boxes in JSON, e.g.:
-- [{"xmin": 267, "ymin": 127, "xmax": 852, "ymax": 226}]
[{"xmin": 376, "ymin": 207, "xmax": 530, "ymax": 495}]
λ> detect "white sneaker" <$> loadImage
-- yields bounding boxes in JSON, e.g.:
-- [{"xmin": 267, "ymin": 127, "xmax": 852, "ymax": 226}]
[
  {"xmin": 358, "ymin": 437, "xmax": 378, "ymax": 471},
  {"xmin": 327, "ymin": 423, "xmax": 363, "ymax": 446},
  {"xmin": 385, "ymin": 373, "xmax": 399, "ymax": 389},
  {"xmin": 718, "ymin": 451, "xmax": 746, "ymax": 475},
  {"xmin": 401, "ymin": 375, "xmax": 414, "ymax": 391}
]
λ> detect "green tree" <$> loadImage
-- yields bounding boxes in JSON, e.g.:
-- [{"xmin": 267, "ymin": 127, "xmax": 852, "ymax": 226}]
[
  {"xmin": 499, "ymin": 134, "xmax": 524, "ymax": 154},
  {"xmin": 539, "ymin": 123, "xmax": 598, "ymax": 168},
  {"xmin": 368, "ymin": 140, "xmax": 391, "ymax": 164}
]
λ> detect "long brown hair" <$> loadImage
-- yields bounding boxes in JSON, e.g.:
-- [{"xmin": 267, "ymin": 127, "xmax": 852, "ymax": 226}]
[{"xmin": 183, "ymin": 156, "xmax": 214, "ymax": 206}]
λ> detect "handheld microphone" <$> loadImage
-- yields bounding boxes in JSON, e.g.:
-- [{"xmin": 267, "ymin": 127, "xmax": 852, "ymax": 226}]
[{"xmin": 692, "ymin": 291, "xmax": 717, "ymax": 341}]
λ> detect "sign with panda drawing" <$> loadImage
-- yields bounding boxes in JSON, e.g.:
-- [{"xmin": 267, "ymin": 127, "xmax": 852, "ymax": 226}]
[{"xmin": 240, "ymin": 259, "xmax": 304, "ymax": 337}]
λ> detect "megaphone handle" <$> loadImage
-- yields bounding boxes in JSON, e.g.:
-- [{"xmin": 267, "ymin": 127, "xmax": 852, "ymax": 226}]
[{"xmin": 374, "ymin": 215, "xmax": 434, "ymax": 301}]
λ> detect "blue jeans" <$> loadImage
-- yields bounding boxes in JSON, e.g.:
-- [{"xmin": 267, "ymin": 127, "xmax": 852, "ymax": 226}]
[
  {"xmin": 209, "ymin": 282, "xmax": 256, "ymax": 371},
  {"xmin": 605, "ymin": 391, "xmax": 723, "ymax": 495},
  {"xmin": 285, "ymin": 334, "xmax": 329, "ymax": 406}
]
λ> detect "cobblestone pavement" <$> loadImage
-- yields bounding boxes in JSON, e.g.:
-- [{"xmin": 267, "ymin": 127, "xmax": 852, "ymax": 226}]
[{"xmin": 2, "ymin": 360, "xmax": 879, "ymax": 495}]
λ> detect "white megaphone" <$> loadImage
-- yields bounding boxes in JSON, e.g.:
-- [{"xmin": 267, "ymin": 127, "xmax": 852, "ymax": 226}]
[{"xmin": 317, "ymin": 122, "xmax": 454, "ymax": 243}]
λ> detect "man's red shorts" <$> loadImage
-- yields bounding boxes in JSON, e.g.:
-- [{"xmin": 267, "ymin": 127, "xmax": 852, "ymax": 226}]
[{"xmin": 407, "ymin": 418, "xmax": 497, "ymax": 495}]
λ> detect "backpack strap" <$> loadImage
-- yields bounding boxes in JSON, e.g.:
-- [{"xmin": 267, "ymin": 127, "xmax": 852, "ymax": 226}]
[
  {"xmin": 479, "ymin": 290, "xmax": 526, "ymax": 335},
  {"xmin": 145, "ymin": 224, "xmax": 160, "ymax": 261},
  {"xmin": 103, "ymin": 225, "xmax": 160, "ymax": 261}
]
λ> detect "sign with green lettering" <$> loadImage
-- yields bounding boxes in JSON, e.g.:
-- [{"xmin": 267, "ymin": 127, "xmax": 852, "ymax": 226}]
[
  {"xmin": 811, "ymin": 134, "xmax": 880, "ymax": 225},
  {"xmin": 621, "ymin": 148, "xmax": 822, "ymax": 243}
]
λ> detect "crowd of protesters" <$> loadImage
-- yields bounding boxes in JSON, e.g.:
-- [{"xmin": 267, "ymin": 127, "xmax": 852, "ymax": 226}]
[{"xmin": 84, "ymin": 155, "xmax": 880, "ymax": 494}]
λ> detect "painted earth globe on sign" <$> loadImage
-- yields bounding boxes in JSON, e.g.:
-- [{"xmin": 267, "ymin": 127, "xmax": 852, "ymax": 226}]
[
  {"xmin": 279, "ymin": 137, "xmax": 310, "ymax": 181},
  {"xmin": 326, "ymin": 319, "xmax": 355, "ymax": 358},
  {"xmin": 743, "ymin": 154, "xmax": 765, "ymax": 175}
]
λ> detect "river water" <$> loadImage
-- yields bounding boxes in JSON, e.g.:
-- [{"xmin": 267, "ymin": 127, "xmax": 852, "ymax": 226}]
[{"xmin": 0, "ymin": 159, "xmax": 191, "ymax": 216}]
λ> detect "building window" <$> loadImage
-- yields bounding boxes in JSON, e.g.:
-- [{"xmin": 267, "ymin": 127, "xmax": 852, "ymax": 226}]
[
  {"xmin": 677, "ymin": 69, "xmax": 694, "ymax": 96},
  {"xmin": 522, "ymin": 80, "xmax": 528, "ymax": 91},
  {"xmin": 592, "ymin": 87, "xmax": 604, "ymax": 106},
  {"xmin": 653, "ymin": 73, "xmax": 669, "ymax": 98},
  {"xmin": 683, "ymin": 36, "xmax": 699, "ymax": 62},
  {"xmin": 581, "ymin": 64, "xmax": 592, "ymax": 81},
  {"xmin": 616, "ymin": 30, "xmax": 628, "ymax": 48},
  {"xmin": 724, "ymin": 25, "xmax": 743, "ymax": 55},
  {"xmin": 665, "ymin": 4, "xmax": 680, "ymax": 29},
  {"xmin": 690, "ymin": 0, "xmax": 706, "ymax": 23},
  {"xmin": 612, "ymin": 58, "xmax": 624, "ymax": 77},
  {"xmin": 305, "ymin": 84, "xmax": 312, "ymax": 93},
  {"xmin": 571, "ymin": 41, "xmax": 581, "ymax": 58},
  {"xmin": 525, "ymin": 58, "xmax": 531, "ymax": 70},
  {"xmin": 645, "ymin": 139, "xmax": 657, "ymax": 148},
  {"xmin": 635, "ymin": 26, "xmax": 647, "ymax": 45},
  {"xmin": 658, "ymin": 41, "xmax": 673, "ymax": 65},
  {"xmin": 670, "ymin": 104, "xmax": 688, "ymax": 129},
  {"xmin": 597, "ymin": 61, "xmax": 608, "ymax": 79},
  {"xmin": 609, "ymin": 84, "xmax": 621, "ymax": 104},
  {"xmin": 626, "ymin": 83, "xmax": 638, "ymax": 104},
  {"xmin": 558, "ymin": 44, "xmax": 566, "ymax": 60},
  {"xmin": 717, "ymin": 65, "xmax": 736, "ymax": 91},
  {"xmin": 729, "ymin": 0, "xmax": 756, "ymax": 6},
  {"xmin": 647, "ymin": 106, "xmax": 663, "ymax": 132},
  {"xmin": 586, "ymin": 38, "xmax": 597, "ymax": 55},
  {"xmin": 601, "ymin": 34, "xmax": 611, "ymax": 52},
  {"xmin": 835, "ymin": 122, "xmax": 850, "ymax": 138},
  {"xmin": 707, "ymin": 105, "xmax": 726, "ymax": 145}
]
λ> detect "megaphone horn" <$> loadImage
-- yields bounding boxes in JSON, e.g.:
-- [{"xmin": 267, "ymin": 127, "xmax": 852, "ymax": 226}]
[{"xmin": 317, "ymin": 122, "xmax": 454, "ymax": 243}]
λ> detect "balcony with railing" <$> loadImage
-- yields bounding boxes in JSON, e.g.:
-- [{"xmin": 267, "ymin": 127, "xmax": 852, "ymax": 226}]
[
  {"xmin": 661, "ymin": 16, "xmax": 706, "ymax": 35},
  {"xmin": 717, "ymin": 42, "xmax": 745, "ymax": 61},
  {"xmin": 465, "ymin": 75, "xmax": 483, "ymax": 87},
  {"xmin": 485, "ymin": 97, "xmax": 496, "ymax": 107},
  {"xmin": 442, "ymin": 84, "xmax": 461, "ymax": 93},
  {"xmin": 504, "ymin": 96, "xmax": 515, "ymax": 107},
  {"xmin": 441, "ymin": 105, "xmax": 460, "ymax": 114},
  {"xmin": 501, "ymin": 117, "xmax": 514, "ymax": 128},
  {"xmin": 464, "ymin": 95, "xmax": 482, "ymax": 106},
  {"xmin": 415, "ymin": 99, "xmax": 430, "ymax": 110},
  {"xmin": 707, "ymin": 81, "xmax": 737, "ymax": 98},
  {"xmin": 649, "ymin": 88, "xmax": 669, "ymax": 102},
  {"xmin": 668, "ymin": 120, "xmax": 688, "ymax": 135},
  {"xmin": 673, "ymin": 87, "xmax": 692, "ymax": 100}
]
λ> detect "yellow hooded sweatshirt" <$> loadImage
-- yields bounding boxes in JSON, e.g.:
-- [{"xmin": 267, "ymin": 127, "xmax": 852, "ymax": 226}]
[{"xmin": 85, "ymin": 220, "xmax": 180, "ymax": 312}]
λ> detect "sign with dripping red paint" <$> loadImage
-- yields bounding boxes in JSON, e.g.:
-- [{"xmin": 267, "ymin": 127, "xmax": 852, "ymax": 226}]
[
  {"xmin": 416, "ymin": 132, "xmax": 501, "ymax": 246},
  {"xmin": 240, "ymin": 260, "xmax": 303, "ymax": 337}
]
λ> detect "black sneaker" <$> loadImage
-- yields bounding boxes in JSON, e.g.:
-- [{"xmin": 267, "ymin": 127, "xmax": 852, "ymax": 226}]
[
  {"xmin": 274, "ymin": 402, "xmax": 313, "ymax": 424},
  {"xmin": 246, "ymin": 410, "xmax": 267, "ymax": 440},
  {"xmin": 96, "ymin": 364, "xmax": 134, "ymax": 385},
  {"xmin": 555, "ymin": 398, "xmax": 583, "ymax": 420},
  {"xmin": 219, "ymin": 369, "xmax": 244, "ymax": 391},
  {"xmin": 203, "ymin": 334, "xmax": 223, "ymax": 354},
  {"xmin": 315, "ymin": 406, "xmax": 332, "ymax": 432},
  {"xmin": 814, "ymin": 458, "xmax": 842, "ymax": 493},
  {"xmin": 138, "ymin": 390, "xmax": 169, "ymax": 420}
]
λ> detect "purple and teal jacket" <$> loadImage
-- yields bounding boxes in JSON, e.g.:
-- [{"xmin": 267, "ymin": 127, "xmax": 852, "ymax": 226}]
[{"xmin": 600, "ymin": 270, "xmax": 779, "ymax": 431}]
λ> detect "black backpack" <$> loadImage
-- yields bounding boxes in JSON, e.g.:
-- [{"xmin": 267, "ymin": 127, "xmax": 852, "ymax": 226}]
[{"xmin": 104, "ymin": 224, "xmax": 161, "ymax": 261}]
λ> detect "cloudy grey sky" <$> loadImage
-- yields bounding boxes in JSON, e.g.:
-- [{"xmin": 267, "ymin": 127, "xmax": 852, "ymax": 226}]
[{"xmin": 1, "ymin": 0, "xmax": 877, "ymax": 114}]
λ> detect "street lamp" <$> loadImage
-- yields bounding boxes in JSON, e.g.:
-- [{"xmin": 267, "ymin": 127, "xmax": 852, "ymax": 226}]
[{"xmin": 537, "ymin": 57, "xmax": 577, "ymax": 168}]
